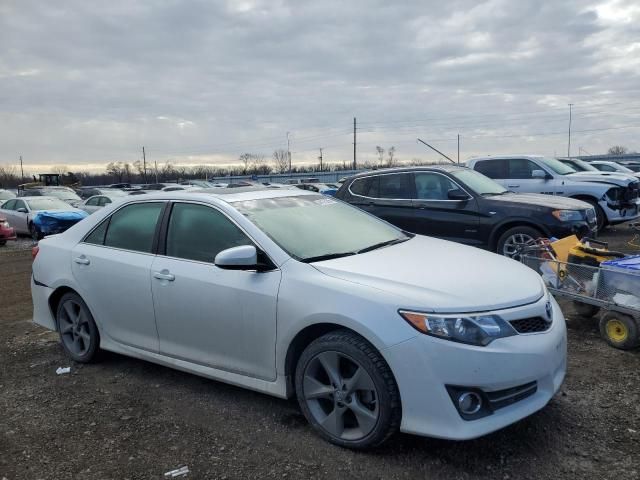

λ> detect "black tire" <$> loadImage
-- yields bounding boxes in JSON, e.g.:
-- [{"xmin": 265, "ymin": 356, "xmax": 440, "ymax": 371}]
[
  {"xmin": 582, "ymin": 199, "xmax": 606, "ymax": 232},
  {"xmin": 0, "ymin": 240, "xmax": 6, "ymax": 247},
  {"xmin": 496, "ymin": 226, "xmax": 542, "ymax": 259},
  {"xmin": 295, "ymin": 329, "xmax": 401, "ymax": 449},
  {"xmin": 55, "ymin": 292, "xmax": 101, "ymax": 363},
  {"xmin": 29, "ymin": 222, "xmax": 43, "ymax": 241},
  {"xmin": 599, "ymin": 312, "xmax": 640, "ymax": 350},
  {"xmin": 572, "ymin": 301, "xmax": 600, "ymax": 318}
]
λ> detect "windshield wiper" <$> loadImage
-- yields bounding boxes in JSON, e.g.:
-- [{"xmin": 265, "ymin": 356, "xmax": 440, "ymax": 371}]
[
  {"xmin": 300, "ymin": 252, "xmax": 356, "ymax": 263},
  {"xmin": 357, "ymin": 237, "xmax": 409, "ymax": 254}
]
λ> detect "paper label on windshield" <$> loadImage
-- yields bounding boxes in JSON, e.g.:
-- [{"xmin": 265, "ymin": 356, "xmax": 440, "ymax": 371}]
[{"xmin": 314, "ymin": 198, "xmax": 337, "ymax": 206}]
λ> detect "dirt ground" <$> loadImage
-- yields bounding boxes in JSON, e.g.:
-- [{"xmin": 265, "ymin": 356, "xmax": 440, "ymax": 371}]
[{"xmin": 1, "ymin": 227, "xmax": 639, "ymax": 480}]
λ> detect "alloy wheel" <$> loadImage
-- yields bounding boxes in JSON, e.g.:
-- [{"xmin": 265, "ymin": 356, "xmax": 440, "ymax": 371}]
[
  {"xmin": 502, "ymin": 232, "xmax": 535, "ymax": 259},
  {"xmin": 58, "ymin": 299, "xmax": 92, "ymax": 357},
  {"xmin": 302, "ymin": 351, "xmax": 380, "ymax": 441}
]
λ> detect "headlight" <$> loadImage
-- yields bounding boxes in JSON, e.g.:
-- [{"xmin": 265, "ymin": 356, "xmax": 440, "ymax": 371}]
[
  {"xmin": 399, "ymin": 311, "xmax": 516, "ymax": 346},
  {"xmin": 1, "ymin": 220, "xmax": 9, "ymax": 227},
  {"xmin": 551, "ymin": 209, "xmax": 583, "ymax": 221}
]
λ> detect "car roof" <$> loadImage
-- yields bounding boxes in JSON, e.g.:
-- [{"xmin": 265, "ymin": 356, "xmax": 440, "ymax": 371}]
[
  {"xmin": 15, "ymin": 196, "xmax": 61, "ymax": 201},
  {"xmin": 469, "ymin": 155, "xmax": 547, "ymax": 161},
  {"xmin": 121, "ymin": 186, "xmax": 319, "ymax": 204},
  {"xmin": 347, "ymin": 164, "xmax": 467, "ymax": 180}
]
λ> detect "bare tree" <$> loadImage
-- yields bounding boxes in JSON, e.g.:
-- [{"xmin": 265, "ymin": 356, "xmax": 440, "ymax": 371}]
[
  {"xmin": 161, "ymin": 161, "xmax": 175, "ymax": 181},
  {"xmin": 387, "ymin": 146, "xmax": 396, "ymax": 166},
  {"xmin": 106, "ymin": 162, "xmax": 126, "ymax": 182},
  {"xmin": 132, "ymin": 160, "xmax": 145, "ymax": 180},
  {"xmin": 0, "ymin": 164, "xmax": 18, "ymax": 188},
  {"xmin": 607, "ymin": 145, "xmax": 628, "ymax": 156},
  {"xmin": 251, "ymin": 154, "xmax": 270, "ymax": 175},
  {"xmin": 51, "ymin": 165, "xmax": 69, "ymax": 177},
  {"xmin": 273, "ymin": 149, "xmax": 289, "ymax": 174},
  {"xmin": 376, "ymin": 146, "xmax": 385, "ymax": 165}
]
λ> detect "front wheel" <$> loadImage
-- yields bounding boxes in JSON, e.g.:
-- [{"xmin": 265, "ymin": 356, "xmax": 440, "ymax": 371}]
[
  {"xmin": 496, "ymin": 226, "xmax": 542, "ymax": 260},
  {"xmin": 295, "ymin": 330, "xmax": 401, "ymax": 449},
  {"xmin": 29, "ymin": 222, "xmax": 43, "ymax": 240},
  {"xmin": 582, "ymin": 199, "xmax": 606, "ymax": 232},
  {"xmin": 56, "ymin": 292, "xmax": 101, "ymax": 362}
]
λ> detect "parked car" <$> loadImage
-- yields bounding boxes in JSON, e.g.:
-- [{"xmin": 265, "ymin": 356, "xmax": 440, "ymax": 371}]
[
  {"xmin": 558, "ymin": 158, "xmax": 603, "ymax": 173},
  {"xmin": 0, "ymin": 188, "xmax": 17, "ymax": 206},
  {"xmin": 0, "ymin": 197, "xmax": 88, "ymax": 239},
  {"xmin": 32, "ymin": 189, "xmax": 566, "ymax": 448},
  {"xmin": 180, "ymin": 180, "xmax": 213, "ymax": 188},
  {"xmin": 467, "ymin": 155, "xmax": 640, "ymax": 230},
  {"xmin": 0, "ymin": 215, "xmax": 17, "ymax": 246},
  {"xmin": 589, "ymin": 161, "xmax": 640, "ymax": 179},
  {"xmin": 19, "ymin": 186, "xmax": 83, "ymax": 208},
  {"xmin": 77, "ymin": 187, "xmax": 124, "ymax": 200},
  {"xmin": 335, "ymin": 166, "xmax": 596, "ymax": 257},
  {"xmin": 80, "ymin": 191, "xmax": 129, "ymax": 214},
  {"xmin": 295, "ymin": 183, "xmax": 340, "ymax": 196}
]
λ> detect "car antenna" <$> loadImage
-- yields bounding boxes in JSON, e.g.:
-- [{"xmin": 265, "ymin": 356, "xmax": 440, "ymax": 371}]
[{"xmin": 417, "ymin": 138, "xmax": 456, "ymax": 164}]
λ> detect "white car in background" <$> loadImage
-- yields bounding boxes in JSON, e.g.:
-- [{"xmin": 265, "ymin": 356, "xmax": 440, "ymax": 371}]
[
  {"xmin": 590, "ymin": 160, "xmax": 640, "ymax": 179},
  {"xmin": 0, "ymin": 196, "xmax": 87, "ymax": 238},
  {"xmin": 80, "ymin": 191, "xmax": 129, "ymax": 214},
  {"xmin": 31, "ymin": 189, "xmax": 566, "ymax": 448}
]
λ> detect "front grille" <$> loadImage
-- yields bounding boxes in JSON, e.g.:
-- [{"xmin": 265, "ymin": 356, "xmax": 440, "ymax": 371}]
[
  {"xmin": 486, "ymin": 381, "xmax": 537, "ymax": 410},
  {"xmin": 509, "ymin": 316, "xmax": 550, "ymax": 333}
]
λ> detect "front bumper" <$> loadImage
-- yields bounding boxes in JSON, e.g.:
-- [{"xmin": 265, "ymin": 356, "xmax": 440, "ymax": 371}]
[
  {"xmin": 547, "ymin": 220, "xmax": 596, "ymax": 240},
  {"xmin": 604, "ymin": 199, "xmax": 640, "ymax": 224},
  {"xmin": 385, "ymin": 295, "xmax": 567, "ymax": 440}
]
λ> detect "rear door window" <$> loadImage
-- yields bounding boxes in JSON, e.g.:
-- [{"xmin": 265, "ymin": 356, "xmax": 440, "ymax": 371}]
[
  {"xmin": 2, "ymin": 200, "xmax": 16, "ymax": 210},
  {"xmin": 165, "ymin": 203, "xmax": 252, "ymax": 263},
  {"xmin": 103, "ymin": 202, "xmax": 163, "ymax": 253},
  {"xmin": 507, "ymin": 159, "xmax": 539, "ymax": 179},
  {"xmin": 474, "ymin": 160, "xmax": 508, "ymax": 179},
  {"xmin": 349, "ymin": 177, "xmax": 371, "ymax": 196},
  {"xmin": 377, "ymin": 174, "xmax": 413, "ymax": 199}
]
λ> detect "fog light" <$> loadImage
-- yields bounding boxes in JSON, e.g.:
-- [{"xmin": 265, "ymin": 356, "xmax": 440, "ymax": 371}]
[{"xmin": 457, "ymin": 392, "xmax": 482, "ymax": 415}]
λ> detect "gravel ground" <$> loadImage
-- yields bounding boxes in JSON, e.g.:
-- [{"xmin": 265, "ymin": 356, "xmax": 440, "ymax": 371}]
[{"xmin": 1, "ymin": 227, "xmax": 639, "ymax": 479}]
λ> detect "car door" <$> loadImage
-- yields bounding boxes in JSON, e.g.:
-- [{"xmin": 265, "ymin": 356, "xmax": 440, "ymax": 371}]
[
  {"xmin": 504, "ymin": 158, "xmax": 555, "ymax": 195},
  {"xmin": 410, "ymin": 172, "xmax": 482, "ymax": 245},
  {"xmin": 71, "ymin": 201, "xmax": 165, "ymax": 352},
  {"xmin": 347, "ymin": 173, "xmax": 416, "ymax": 232},
  {"xmin": 10, "ymin": 199, "xmax": 30, "ymax": 233},
  {"xmin": 150, "ymin": 201, "xmax": 281, "ymax": 381},
  {"xmin": 473, "ymin": 159, "xmax": 509, "ymax": 188}
]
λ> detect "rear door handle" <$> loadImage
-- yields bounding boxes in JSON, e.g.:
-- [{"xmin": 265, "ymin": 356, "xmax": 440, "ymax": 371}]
[
  {"xmin": 74, "ymin": 256, "xmax": 90, "ymax": 265},
  {"xmin": 153, "ymin": 270, "xmax": 175, "ymax": 281},
  {"xmin": 507, "ymin": 184, "xmax": 520, "ymax": 188}
]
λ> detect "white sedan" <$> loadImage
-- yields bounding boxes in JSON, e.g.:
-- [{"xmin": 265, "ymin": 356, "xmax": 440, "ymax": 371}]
[
  {"xmin": 31, "ymin": 189, "xmax": 566, "ymax": 448},
  {"xmin": 80, "ymin": 191, "xmax": 129, "ymax": 214}
]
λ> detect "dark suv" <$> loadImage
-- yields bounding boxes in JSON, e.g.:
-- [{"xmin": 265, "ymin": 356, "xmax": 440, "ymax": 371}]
[{"xmin": 335, "ymin": 166, "xmax": 597, "ymax": 257}]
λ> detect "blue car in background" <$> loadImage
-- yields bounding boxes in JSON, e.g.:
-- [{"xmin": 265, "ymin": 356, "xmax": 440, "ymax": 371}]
[{"xmin": 0, "ymin": 196, "xmax": 88, "ymax": 239}]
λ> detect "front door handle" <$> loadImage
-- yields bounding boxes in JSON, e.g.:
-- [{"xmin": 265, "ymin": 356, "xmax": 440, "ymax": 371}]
[
  {"xmin": 74, "ymin": 256, "xmax": 90, "ymax": 265},
  {"xmin": 507, "ymin": 184, "xmax": 520, "ymax": 188},
  {"xmin": 153, "ymin": 270, "xmax": 175, "ymax": 281}
]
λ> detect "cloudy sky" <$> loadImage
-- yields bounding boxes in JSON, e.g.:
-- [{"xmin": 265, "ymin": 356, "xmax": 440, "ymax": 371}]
[{"xmin": 1, "ymin": 0, "xmax": 640, "ymax": 173}]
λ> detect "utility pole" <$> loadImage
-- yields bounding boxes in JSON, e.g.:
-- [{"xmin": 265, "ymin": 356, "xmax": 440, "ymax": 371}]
[
  {"xmin": 567, "ymin": 103, "xmax": 573, "ymax": 158},
  {"xmin": 318, "ymin": 148, "xmax": 323, "ymax": 171},
  {"xmin": 353, "ymin": 117, "xmax": 357, "ymax": 170},
  {"xmin": 287, "ymin": 132, "xmax": 291, "ymax": 174},
  {"xmin": 154, "ymin": 158, "xmax": 158, "ymax": 183},
  {"xmin": 457, "ymin": 134, "xmax": 460, "ymax": 164},
  {"xmin": 142, "ymin": 146, "xmax": 147, "ymax": 182},
  {"xmin": 19, "ymin": 155, "xmax": 24, "ymax": 181}
]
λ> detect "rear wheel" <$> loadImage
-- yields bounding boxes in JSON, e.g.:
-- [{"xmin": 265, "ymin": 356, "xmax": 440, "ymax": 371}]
[
  {"xmin": 295, "ymin": 330, "xmax": 401, "ymax": 449},
  {"xmin": 55, "ymin": 292, "xmax": 101, "ymax": 363},
  {"xmin": 599, "ymin": 312, "xmax": 640, "ymax": 350},
  {"xmin": 496, "ymin": 226, "xmax": 542, "ymax": 260}
]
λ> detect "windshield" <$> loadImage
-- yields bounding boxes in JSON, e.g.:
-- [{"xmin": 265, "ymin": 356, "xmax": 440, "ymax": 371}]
[
  {"xmin": 0, "ymin": 190, "xmax": 16, "ymax": 200},
  {"xmin": 452, "ymin": 169, "xmax": 507, "ymax": 195},
  {"xmin": 26, "ymin": 198, "xmax": 74, "ymax": 210},
  {"xmin": 234, "ymin": 195, "xmax": 408, "ymax": 261},
  {"xmin": 539, "ymin": 157, "xmax": 576, "ymax": 175},
  {"xmin": 45, "ymin": 189, "xmax": 81, "ymax": 201},
  {"xmin": 610, "ymin": 163, "xmax": 633, "ymax": 173}
]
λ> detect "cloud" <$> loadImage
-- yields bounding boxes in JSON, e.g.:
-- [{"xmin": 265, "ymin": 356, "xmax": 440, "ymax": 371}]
[{"xmin": 1, "ymin": 0, "xmax": 639, "ymax": 173}]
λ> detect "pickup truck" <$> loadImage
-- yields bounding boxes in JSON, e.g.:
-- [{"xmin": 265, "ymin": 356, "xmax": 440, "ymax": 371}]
[{"xmin": 466, "ymin": 155, "xmax": 640, "ymax": 230}]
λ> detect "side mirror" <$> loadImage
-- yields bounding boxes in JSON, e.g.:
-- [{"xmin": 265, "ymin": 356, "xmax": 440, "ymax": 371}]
[
  {"xmin": 17, "ymin": 207, "xmax": 28, "ymax": 213},
  {"xmin": 215, "ymin": 245, "xmax": 259, "ymax": 270},
  {"xmin": 531, "ymin": 169, "xmax": 547, "ymax": 180},
  {"xmin": 447, "ymin": 188, "xmax": 471, "ymax": 201}
]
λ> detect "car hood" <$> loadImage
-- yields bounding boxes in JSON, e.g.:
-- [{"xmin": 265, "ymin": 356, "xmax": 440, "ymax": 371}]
[
  {"xmin": 32, "ymin": 209, "xmax": 87, "ymax": 220},
  {"xmin": 485, "ymin": 192, "xmax": 591, "ymax": 210},
  {"xmin": 313, "ymin": 236, "xmax": 544, "ymax": 313},
  {"xmin": 566, "ymin": 172, "xmax": 637, "ymax": 186}
]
